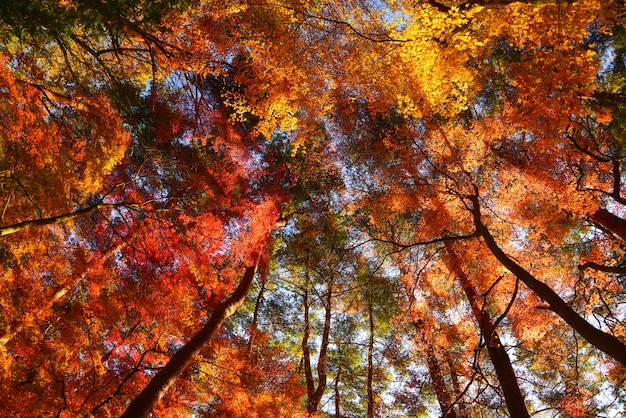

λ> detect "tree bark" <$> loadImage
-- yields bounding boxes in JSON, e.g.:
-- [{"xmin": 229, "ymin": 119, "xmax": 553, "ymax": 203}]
[
  {"xmin": 367, "ymin": 298, "xmax": 375, "ymax": 418},
  {"xmin": 247, "ymin": 277, "xmax": 266, "ymax": 353},
  {"xmin": 423, "ymin": 0, "xmax": 574, "ymax": 13},
  {"xmin": 591, "ymin": 209, "xmax": 626, "ymax": 241},
  {"xmin": 302, "ymin": 275, "xmax": 316, "ymax": 411},
  {"xmin": 430, "ymin": 195, "xmax": 528, "ymax": 417},
  {"xmin": 302, "ymin": 273, "xmax": 332, "ymax": 414},
  {"xmin": 312, "ymin": 281, "xmax": 332, "ymax": 412},
  {"xmin": 445, "ymin": 353, "xmax": 468, "ymax": 418},
  {"xmin": 120, "ymin": 263, "xmax": 258, "ymax": 418},
  {"xmin": 468, "ymin": 192, "xmax": 626, "ymax": 366},
  {"xmin": 13, "ymin": 77, "xmax": 96, "ymax": 112},
  {"xmin": 443, "ymin": 245, "xmax": 530, "ymax": 418},
  {"xmin": 414, "ymin": 320, "xmax": 456, "ymax": 418},
  {"xmin": 334, "ymin": 367, "xmax": 341, "ymax": 418},
  {"xmin": 0, "ymin": 201, "xmax": 135, "ymax": 237},
  {"xmin": 591, "ymin": 92, "xmax": 626, "ymax": 107},
  {"xmin": 579, "ymin": 262, "xmax": 626, "ymax": 275}
]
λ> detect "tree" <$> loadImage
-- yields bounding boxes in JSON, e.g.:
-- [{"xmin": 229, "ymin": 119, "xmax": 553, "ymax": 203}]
[
  {"xmin": 466, "ymin": 186, "xmax": 626, "ymax": 365},
  {"xmin": 121, "ymin": 262, "xmax": 259, "ymax": 418},
  {"xmin": 2, "ymin": 0, "xmax": 626, "ymax": 416},
  {"xmin": 442, "ymin": 242, "xmax": 530, "ymax": 417}
]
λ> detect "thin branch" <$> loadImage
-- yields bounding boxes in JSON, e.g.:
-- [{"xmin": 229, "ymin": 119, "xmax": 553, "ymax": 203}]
[
  {"xmin": 261, "ymin": 2, "xmax": 412, "ymax": 43},
  {"xmin": 490, "ymin": 277, "xmax": 520, "ymax": 334},
  {"xmin": 89, "ymin": 345, "xmax": 162, "ymax": 416},
  {"xmin": 353, "ymin": 232, "xmax": 477, "ymax": 252},
  {"xmin": 0, "ymin": 199, "xmax": 159, "ymax": 237},
  {"xmin": 566, "ymin": 133, "xmax": 610, "ymax": 163}
]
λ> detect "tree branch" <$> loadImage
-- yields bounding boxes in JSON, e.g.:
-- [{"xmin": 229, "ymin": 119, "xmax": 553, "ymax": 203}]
[
  {"xmin": 121, "ymin": 262, "xmax": 259, "ymax": 418},
  {"xmin": 466, "ymin": 186, "xmax": 626, "ymax": 366}
]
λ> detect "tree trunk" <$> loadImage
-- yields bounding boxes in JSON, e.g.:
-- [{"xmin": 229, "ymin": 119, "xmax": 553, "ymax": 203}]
[
  {"xmin": 334, "ymin": 367, "xmax": 341, "ymax": 418},
  {"xmin": 443, "ymin": 245, "xmax": 530, "ymax": 418},
  {"xmin": 302, "ymin": 274, "xmax": 316, "ymax": 412},
  {"xmin": 430, "ymin": 195, "xmax": 529, "ymax": 417},
  {"xmin": 591, "ymin": 209, "xmax": 626, "ymax": 241},
  {"xmin": 367, "ymin": 298, "xmax": 375, "ymax": 418},
  {"xmin": 312, "ymin": 280, "xmax": 332, "ymax": 412},
  {"xmin": 469, "ymin": 193, "xmax": 626, "ymax": 366},
  {"xmin": 247, "ymin": 277, "xmax": 266, "ymax": 353},
  {"xmin": 414, "ymin": 320, "xmax": 456, "ymax": 418},
  {"xmin": 591, "ymin": 92, "xmax": 626, "ymax": 107},
  {"xmin": 445, "ymin": 353, "xmax": 468, "ymax": 418},
  {"xmin": 120, "ymin": 263, "xmax": 258, "ymax": 418},
  {"xmin": 302, "ymin": 273, "xmax": 332, "ymax": 414}
]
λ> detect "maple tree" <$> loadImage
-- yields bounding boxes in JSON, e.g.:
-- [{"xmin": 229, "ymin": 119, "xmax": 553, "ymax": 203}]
[{"xmin": 1, "ymin": 0, "xmax": 626, "ymax": 416}]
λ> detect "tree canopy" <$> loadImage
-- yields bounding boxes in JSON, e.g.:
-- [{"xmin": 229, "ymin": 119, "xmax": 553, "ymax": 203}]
[{"xmin": 1, "ymin": 0, "xmax": 625, "ymax": 416}]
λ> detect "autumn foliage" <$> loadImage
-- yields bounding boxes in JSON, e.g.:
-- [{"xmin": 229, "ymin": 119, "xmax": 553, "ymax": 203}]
[{"xmin": 0, "ymin": 0, "xmax": 625, "ymax": 417}]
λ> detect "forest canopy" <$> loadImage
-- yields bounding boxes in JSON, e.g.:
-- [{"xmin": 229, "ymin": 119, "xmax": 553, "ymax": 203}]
[{"xmin": 0, "ymin": 0, "xmax": 625, "ymax": 417}]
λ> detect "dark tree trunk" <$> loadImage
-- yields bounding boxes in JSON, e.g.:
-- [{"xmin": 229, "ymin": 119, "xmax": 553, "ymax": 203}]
[
  {"xmin": 414, "ymin": 320, "xmax": 456, "ymax": 418},
  {"xmin": 302, "ymin": 275, "xmax": 315, "ymax": 411},
  {"xmin": 120, "ymin": 263, "xmax": 258, "ymax": 418},
  {"xmin": 445, "ymin": 353, "xmax": 468, "ymax": 418},
  {"xmin": 443, "ymin": 245, "xmax": 530, "ymax": 418},
  {"xmin": 303, "ymin": 273, "xmax": 332, "ymax": 414},
  {"xmin": 247, "ymin": 277, "xmax": 266, "ymax": 353},
  {"xmin": 591, "ymin": 92, "xmax": 626, "ymax": 107},
  {"xmin": 423, "ymin": 0, "xmax": 574, "ymax": 13},
  {"xmin": 469, "ymin": 192, "xmax": 626, "ymax": 366},
  {"xmin": 592, "ymin": 209, "xmax": 626, "ymax": 241},
  {"xmin": 334, "ymin": 368, "xmax": 341, "ymax": 418},
  {"xmin": 367, "ymin": 298, "xmax": 375, "ymax": 418},
  {"xmin": 310, "ymin": 281, "xmax": 332, "ymax": 412}
]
